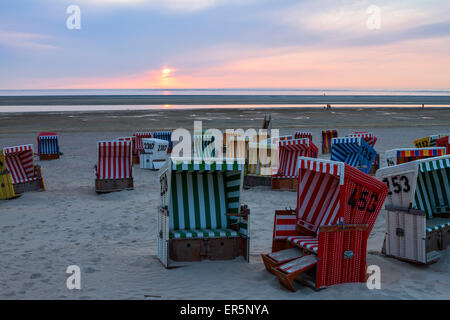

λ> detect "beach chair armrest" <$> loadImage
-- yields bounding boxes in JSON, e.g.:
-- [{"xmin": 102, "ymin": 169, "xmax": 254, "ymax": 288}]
[
  {"xmin": 319, "ymin": 224, "xmax": 369, "ymax": 233},
  {"xmin": 384, "ymin": 205, "xmax": 425, "ymax": 216}
]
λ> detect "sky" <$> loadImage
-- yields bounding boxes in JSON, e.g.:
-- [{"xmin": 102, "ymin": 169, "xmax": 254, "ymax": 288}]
[{"xmin": 0, "ymin": 0, "xmax": 449, "ymax": 90}]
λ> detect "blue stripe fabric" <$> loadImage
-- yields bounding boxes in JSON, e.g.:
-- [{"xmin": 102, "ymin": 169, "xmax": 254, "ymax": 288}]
[
  {"xmin": 153, "ymin": 131, "xmax": 172, "ymax": 149},
  {"xmin": 38, "ymin": 136, "xmax": 59, "ymax": 155},
  {"xmin": 331, "ymin": 137, "xmax": 376, "ymax": 173}
]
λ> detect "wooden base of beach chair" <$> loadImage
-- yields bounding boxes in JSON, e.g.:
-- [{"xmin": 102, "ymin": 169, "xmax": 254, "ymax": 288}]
[
  {"xmin": 441, "ymin": 225, "xmax": 450, "ymax": 249},
  {"xmin": 169, "ymin": 237, "xmax": 243, "ymax": 262},
  {"xmin": 426, "ymin": 230, "xmax": 442, "ymax": 252},
  {"xmin": 39, "ymin": 154, "xmax": 60, "ymax": 160},
  {"xmin": 272, "ymin": 255, "xmax": 318, "ymax": 292},
  {"xmin": 95, "ymin": 178, "xmax": 134, "ymax": 193},
  {"xmin": 0, "ymin": 171, "xmax": 21, "ymax": 200},
  {"xmin": 369, "ymin": 154, "xmax": 380, "ymax": 175},
  {"xmin": 271, "ymin": 178, "xmax": 297, "ymax": 191},
  {"xmin": 261, "ymin": 247, "xmax": 303, "ymax": 274},
  {"xmin": 13, "ymin": 178, "xmax": 45, "ymax": 194},
  {"xmin": 244, "ymin": 175, "xmax": 271, "ymax": 187},
  {"xmin": 132, "ymin": 155, "xmax": 140, "ymax": 165}
]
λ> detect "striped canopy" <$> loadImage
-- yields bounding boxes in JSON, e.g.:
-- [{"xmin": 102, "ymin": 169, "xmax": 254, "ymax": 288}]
[
  {"xmin": 296, "ymin": 157, "xmax": 387, "ymax": 234},
  {"xmin": 294, "ymin": 131, "xmax": 313, "ymax": 141},
  {"xmin": 3, "ymin": 144, "xmax": 35, "ymax": 184},
  {"xmin": 331, "ymin": 137, "xmax": 376, "ymax": 174},
  {"xmin": 133, "ymin": 132, "xmax": 152, "ymax": 152},
  {"xmin": 377, "ymin": 155, "xmax": 450, "ymax": 219},
  {"xmin": 166, "ymin": 158, "xmax": 244, "ymax": 235},
  {"xmin": 273, "ymin": 138, "xmax": 318, "ymax": 179},
  {"xmin": 246, "ymin": 142, "xmax": 274, "ymax": 177},
  {"xmin": 171, "ymin": 158, "xmax": 243, "ymax": 171},
  {"xmin": 38, "ymin": 135, "xmax": 59, "ymax": 155},
  {"xmin": 385, "ymin": 147, "xmax": 446, "ymax": 166},
  {"xmin": 153, "ymin": 131, "xmax": 173, "ymax": 149},
  {"xmin": 322, "ymin": 129, "xmax": 338, "ymax": 154},
  {"xmin": 347, "ymin": 132, "xmax": 377, "ymax": 147},
  {"xmin": 96, "ymin": 141, "xmax": 133, "ymax": 179}
]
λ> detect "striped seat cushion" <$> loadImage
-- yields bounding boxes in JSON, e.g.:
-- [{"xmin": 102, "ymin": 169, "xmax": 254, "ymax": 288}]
[
  {"xmin": 287, "ymin": 236, "xmax": 319, "ymax": 253},
  {"xmin": 170, "ymin": 228, "xmax": 239, "ymax": 239}
]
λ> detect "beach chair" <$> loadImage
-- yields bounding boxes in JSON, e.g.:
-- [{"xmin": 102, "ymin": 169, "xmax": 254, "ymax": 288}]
[
  {"xmin": 376, "ymin": 155, "xmax": 450, "ymax": 264},
  {"xmin": 347, "ymin": 132, "xmax": 378, "ymax": 147},
  {"xmin": 414, "ymin": 134, "xmax": 449, "ymax": 148},
  {"xmin": 157, "ymin": 158, "xmax": 250, "ymax": 267},
  {"xmin": 94, "ymin": 141, "xmax": 133, "ymax": 193},
  {"xmin": 0, "ymin": 150, "xmax": 20, "ymax": 200},
  {"xmin": 132, "ymin": 132, "xmax": 152, "ymax": 164},
  {"xmin": 2, "ymin": 144, "xmax": 45, "ymax": 194},
  {"xmin": 384, "ymin": 147, "xmax": 446, "ymax": 167},
  {"xmin": 294, "ymin": 131, "xmax": 313, "ymax": 141},
  {"xmin": 272, "ymin": 138, "xmax": 319, "ymax": 191},
  {"xmin": 153, "ymin": 131, "xmax": 173, "ymax": 153},
  {"xmin": 37, "ymin": 132, "xmax": 60, "ymax": 160},
  {"xmin": 322, "ymin": 130, "xmax": 338, "ymax": 154},
  {"xmin": 436, "ymin": 136, "xmax": 450, "ymax": 155},
  {"xmin": 261, "ymin": 157, "xmax": 388, "ymax": 290},
  {"xmin": 193, "ymin": 134, "xmax": 217, "ymax": 159},
  {"xmin": 139, "ymin": 138, "xmax": 169, "ymax": 170},
  {"xmin": 245, "ymin": 141, "xmax": 274, "ymax": 187},
  {"xmin": 331, "ymin": 137, "xmax": 376, "ymax": 174}
]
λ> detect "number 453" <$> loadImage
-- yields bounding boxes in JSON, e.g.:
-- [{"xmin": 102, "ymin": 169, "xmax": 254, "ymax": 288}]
[{"xmin": 347, "ymin": 188, "xmax": 378, "ymax": 214}]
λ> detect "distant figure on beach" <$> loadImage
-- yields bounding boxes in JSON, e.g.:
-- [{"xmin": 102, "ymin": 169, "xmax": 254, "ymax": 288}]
[
  {"xmin": 422, "ymin": 103, "xmax": 425, "ymax": 109},
  {"xmin": 327, "ymin": 104, "xmax": 331, "ymax": 110}
]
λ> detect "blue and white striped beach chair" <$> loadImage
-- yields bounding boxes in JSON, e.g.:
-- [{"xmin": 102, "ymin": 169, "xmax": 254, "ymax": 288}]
[{"xmin": 331, "ymin": 137, "xmax": 376, "ymax": 174}]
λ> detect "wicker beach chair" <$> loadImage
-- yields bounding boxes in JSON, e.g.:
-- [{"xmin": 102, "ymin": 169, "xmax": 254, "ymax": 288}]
[
  {"xmin": 139, "ymin": 138, "xmax": 169, "ymax": 170},
  {"xmin": 414, "ymin": 133, "xmax": 449, "ymax": 148},
  {"xmin": 132, "ymin": 132, "xmax": 152, "ymax": 164},
  {"xmin": 436, "ymin": 136, "xmax": 450, "ymax": 155},
  {"xmin": 37, "ymin": 132, "xmax": 60, "ymax": 160},
  {"xmin": 95, "ymin": 141, "xmax": 133, "ymax": 193},
  {"xmin": 262, "ymin": 157, "xmax": 388, "ymax": 290},
  {"xmin": 272, "ymin": 138, "xmax": 319, "ymax": 191},
  {"xmin": 384, "ymin": 147, "xmax": 446, "ymax": 167},
  {"xmin": 331, "ymin": 137, "xmax": 376, "ymax": 174},
  {"xmin": 2, "ymin": 144, "xmax": 45, "ymax": 194},
  {"xmin": 157, "ymin": 158, "xmax": 250, "ymax": 267},
  {"xmin": 347, "ymin": 132, "xmax": 378, "ymax": 147},
  {"xmin": 152, "ymin": 131, "xmax": 173, "ymax": 153},
  {"xmin": 0, "ymin": 150, "xmax": 20, "ymax": 200},
  {"xmin": 377, "ymin": 155, "xmax": 450, "ymax": 264},
  {"xmin": 322, "ymin": 130, "xmax": 338, "ymax": 154}
]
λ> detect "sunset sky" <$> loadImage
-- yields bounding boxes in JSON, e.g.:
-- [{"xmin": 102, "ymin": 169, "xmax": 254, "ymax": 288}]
[{"xmin": 1, "ymin": 0, "xmax": 449, "ymax": 90}]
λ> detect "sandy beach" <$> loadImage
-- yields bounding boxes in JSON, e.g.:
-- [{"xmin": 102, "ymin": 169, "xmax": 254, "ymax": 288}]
[{"xmin": 0, "ymin": 107, "xmax": 449, "ymax": 300}]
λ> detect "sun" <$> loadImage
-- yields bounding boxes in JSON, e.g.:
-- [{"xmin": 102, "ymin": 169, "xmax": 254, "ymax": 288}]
[{"xmin": 161, "ymin": 68, "xmax": 172, "ymax": 77}]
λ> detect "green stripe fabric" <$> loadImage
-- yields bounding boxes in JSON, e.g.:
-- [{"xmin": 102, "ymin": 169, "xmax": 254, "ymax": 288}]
[
  {"xmin": 169, "ymin": 229, "xmax": 239, "ymax": 239},
  {"xmin": 169, "ymin": 171, "xmax": 242, "ymax": 230},
  {"xmin": 172, "ymin": 160, "xmax": 243, "ymax": 171},
  {"xmin": 414, "ymin": 158, "xmax": 450, "ymax": 219},
  {"xmin": 426, "ymin": 222, "xmax": 450, "ymax": 233}
]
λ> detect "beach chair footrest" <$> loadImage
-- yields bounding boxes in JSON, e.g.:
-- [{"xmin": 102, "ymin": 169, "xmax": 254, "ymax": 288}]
[
  {"xmin": 273, "ymin": 255, "xmax": 318, "ymax": 292},
  {"xmin": 261, "ymin": 247, "xmax": 303, "ymax": 274}
]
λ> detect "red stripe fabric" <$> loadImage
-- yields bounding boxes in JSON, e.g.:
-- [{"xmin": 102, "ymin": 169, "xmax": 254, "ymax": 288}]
[
  {"xmin": 97, "ymin": 141, "xmax": 132, "ymax": 179},
  {"xmin": 3, "ymin": 145, "xmax": 35, "ymax": 184},
  {"xmin": 133, "ymin": 132, "xmax": 152, "ymax": 152}
]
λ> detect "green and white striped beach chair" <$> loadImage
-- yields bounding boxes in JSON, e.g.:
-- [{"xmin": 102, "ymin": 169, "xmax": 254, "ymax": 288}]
[
  {"xmin": 157, "ymin": 158, "xmax": 250, "ymax": 267},
  {"xmin": 376, "ymin": 155, "xmax": 450, "ymax": 264}
]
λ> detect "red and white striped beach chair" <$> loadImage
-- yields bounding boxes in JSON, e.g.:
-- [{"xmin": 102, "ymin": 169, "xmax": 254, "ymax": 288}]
[
  {"xmin": 272, "ymin": 138, "xmax": 319, "ymax": 191},
  {"xmin": 348, "ymin": 132, "xmax": 378, "ymax": 147},
  {"xmin": 132, "ymin": 132, "xmax": 152, "ymax": 164},
  {"xmin": 262, "ymin": 157, "xmax": 388, "ymax": 290},
  {"xmin": 95, "ymin": 141, "xmax": 133, "ymax": 193},
  {"xmin": 2, "ymin": 144, "xmax": 45, "ymax": 194},
  {"xmin": 436, "ymin": 136, "xmax": 450, "ymax": 155},
  {"xmin": 294, "ymin": 131, "xmax": 313, "ymax": 141}
]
